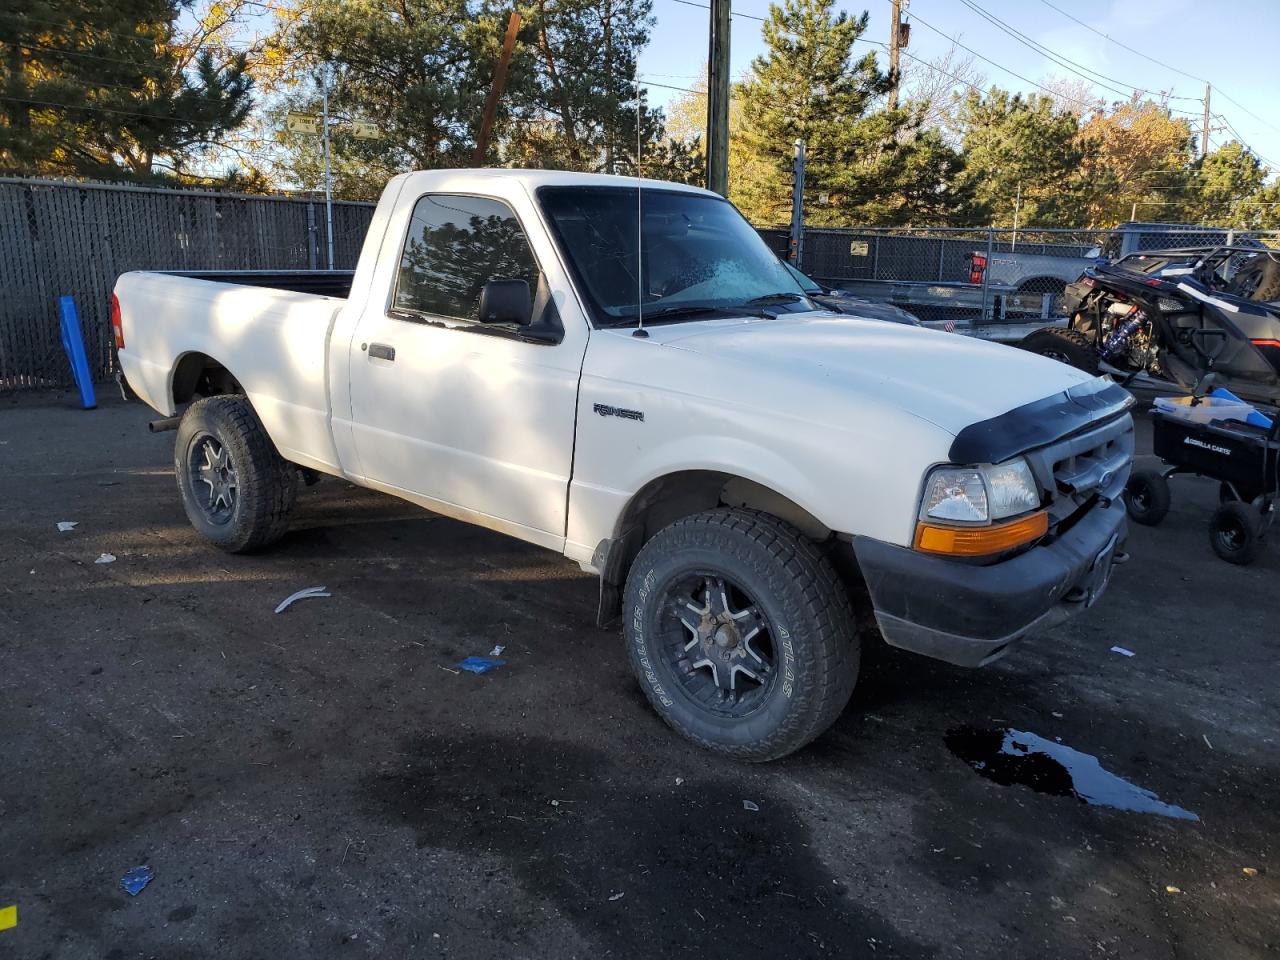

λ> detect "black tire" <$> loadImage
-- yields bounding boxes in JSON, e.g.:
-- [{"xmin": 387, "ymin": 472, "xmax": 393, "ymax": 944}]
[
  {"xmin": 1125, "ymin": 469, "xmax": 1171, "ymax": 526},
  {"xmin": 622, "ymin": 508, "xmax": 859, "ymax": 761},
  {"xmin": 1209, "ymin": 501, "xmax": 1265, "ymax": 565},
  {"xmin": 174, "ymin": 395, "xmax": 297, "ymax": 553},
  {"xmin": 1020, "ymin": 326, "xmax": 1099, "ymax": 374}
]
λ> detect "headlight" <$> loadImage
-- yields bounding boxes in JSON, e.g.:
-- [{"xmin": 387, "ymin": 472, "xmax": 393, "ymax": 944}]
[
  {"xmin": 920, "ymin": 459, "xmax": 1040, "ymax": 524},
  {"xmin": 982, "ymin": 459, "xmax": 1040, "ymax": 519},
  {"xmin": 921, "ymin": 468, "xmax": 988, "ymax": 522}
]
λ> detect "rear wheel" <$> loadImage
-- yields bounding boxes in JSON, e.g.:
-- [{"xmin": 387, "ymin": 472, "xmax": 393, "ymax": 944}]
[
  {"xmin": 1208, "ymin": 501, "xmax": 1264, "ymax": 565},
  {"xmin": 1125, "ymin": 469, "xmax": 1171, "ymax": 526},
  {"xmin": 622, "ymin": 508, "xmax": 859, "ymax": 761},
  {"xmin": 174, "ymin": 396, "xmax": 297, "ymax": 553},
  {"xmin": 1020, "ymin": 327, "xmax": 1099, "ymax": 374}
]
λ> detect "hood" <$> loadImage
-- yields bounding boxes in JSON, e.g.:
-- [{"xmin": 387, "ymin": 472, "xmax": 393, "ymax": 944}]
[{"xmin": 645, "ymin": 312, "xmax": 1097, "ymax": 437}]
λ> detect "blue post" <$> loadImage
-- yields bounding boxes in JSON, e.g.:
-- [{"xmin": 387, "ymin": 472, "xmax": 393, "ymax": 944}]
[{"xmin": 57, "ymin": 295, "xmax": 97, "ymax": 410}]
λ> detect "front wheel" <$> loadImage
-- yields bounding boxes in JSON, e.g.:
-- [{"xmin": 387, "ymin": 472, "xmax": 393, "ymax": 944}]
[
  {"xmin": 622, "ymin": 508, "xmax": 859, "ymax": 761},
  {"xmin": 1020, "ymin": 327, "xmax": 1099, "ymax": 375},
  {"xmin": 174, "ymin": 395, "xmax": 298, "ymax": 553}
]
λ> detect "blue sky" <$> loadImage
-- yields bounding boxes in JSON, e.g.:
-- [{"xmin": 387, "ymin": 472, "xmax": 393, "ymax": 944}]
[{"xmin": 637, "ymin": 0, "xmax": 1280, "ymax": 172}]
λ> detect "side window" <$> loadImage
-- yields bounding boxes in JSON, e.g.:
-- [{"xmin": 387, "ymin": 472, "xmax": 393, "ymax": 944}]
[{"xmin": 393, "ymin": 194, "xmax": 540, "ymax": 322}]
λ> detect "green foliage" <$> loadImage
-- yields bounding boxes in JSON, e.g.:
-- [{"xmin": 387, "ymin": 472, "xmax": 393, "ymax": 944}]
[
  {"xmin": 0, "ymin": 0, "xmax": 253, "ymax": 178},
  {"xmin": 730, "ymin": 0, "xmax": 967, "ymax": 226},
  {"xmin": 268, "ymin": 0, "xmax": 693, "ymax": 194},
  {"xmin": 1183, "ymin": 142, "xmax": 1270, "ymax": 227},
  {"xmin": 952, "ymin": 89, "xmax": 1086, "ymax": 227}
]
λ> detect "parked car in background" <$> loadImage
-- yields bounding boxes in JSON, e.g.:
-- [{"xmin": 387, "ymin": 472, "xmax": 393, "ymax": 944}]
[
  {"xmin": 783, "ymin": 262, "xmax": 921, "ymax": 325},
  {"xmin": 114, "ymin": 168, "xmax": 1135, "ymax": 761}
]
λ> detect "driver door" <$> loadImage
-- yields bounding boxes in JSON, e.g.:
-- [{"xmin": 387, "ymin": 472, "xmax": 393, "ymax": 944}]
[{"xmin": 345, "ymin": 192, "xmax": 586, "ymax": 547}]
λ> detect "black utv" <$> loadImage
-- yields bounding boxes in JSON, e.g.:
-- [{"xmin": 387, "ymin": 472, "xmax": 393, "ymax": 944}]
[{"xmin": 1019, "ymin": 246, "xmax": 1280, "ymax": 405}]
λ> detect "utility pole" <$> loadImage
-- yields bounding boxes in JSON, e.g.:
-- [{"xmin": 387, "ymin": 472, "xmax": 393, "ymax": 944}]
[
  {"xmin": 320, "ymin": 65, "xmax": 334, "ymax": 271},
  {"xmin": 473, "ymin": 12, "xmax": 522, "ymax": 166},
  {"xmin": 887, "ymin": 0, "xmax": 904, "ymax": 110},
  {"xmin": 1201, "ymin": 83, "xmax": 1211, "ymax": 156},
  {"xmin": 705, "ymin": 0, "xmax": 731, "ymax": 196},
  {"xmin": 788, "ymin": 139, "xmax": 806, "ymax": 265}
]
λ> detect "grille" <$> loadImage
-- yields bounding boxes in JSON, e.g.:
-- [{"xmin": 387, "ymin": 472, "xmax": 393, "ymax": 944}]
[{"xmin": 1024, "ymin": 412, "xmax": 1135, "ymax": 525}]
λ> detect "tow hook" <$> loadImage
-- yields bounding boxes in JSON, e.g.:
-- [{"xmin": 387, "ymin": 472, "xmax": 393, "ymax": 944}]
[{"xmin": 1111, "ymin": 551, "xmax": 1130, "ymax": 565}]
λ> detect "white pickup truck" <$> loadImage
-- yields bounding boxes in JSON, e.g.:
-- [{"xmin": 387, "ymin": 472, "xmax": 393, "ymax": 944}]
[{"xmin": 114, "ymin": 169, "xmax": 1135, "ymax": 760}]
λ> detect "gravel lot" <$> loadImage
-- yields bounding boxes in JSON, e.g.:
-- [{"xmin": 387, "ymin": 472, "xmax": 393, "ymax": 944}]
[{"xmin": 1, "ymin": 392, "xmax": 1277, "ymax": 959}]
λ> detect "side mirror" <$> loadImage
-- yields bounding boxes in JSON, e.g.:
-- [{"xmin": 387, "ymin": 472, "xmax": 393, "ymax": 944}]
[{"xmin": 478, "ymin": 279, "xmax": 532, "ymax": 326}]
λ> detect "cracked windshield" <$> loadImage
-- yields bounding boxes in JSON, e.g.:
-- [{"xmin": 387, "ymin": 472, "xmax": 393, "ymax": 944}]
[{"xmin": 538, "ymin": 186, "xmax": 813, "ymax": 326}]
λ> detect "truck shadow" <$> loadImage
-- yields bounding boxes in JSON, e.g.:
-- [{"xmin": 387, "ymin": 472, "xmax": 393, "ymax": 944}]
[{"xmin": 359, "ymin": 733, "xmax": 934, "ymax": 959}]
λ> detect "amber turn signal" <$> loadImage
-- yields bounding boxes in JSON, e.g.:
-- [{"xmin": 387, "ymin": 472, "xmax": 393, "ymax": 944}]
[{"xmin": 914, "ymin": 511, "xmax": 1049, "ymax": 557}]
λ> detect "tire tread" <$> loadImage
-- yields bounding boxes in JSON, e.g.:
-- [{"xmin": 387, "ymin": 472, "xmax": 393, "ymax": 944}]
[{"xmin": 625, "ymin": 508, "xmax": 858, "ymax": 761}]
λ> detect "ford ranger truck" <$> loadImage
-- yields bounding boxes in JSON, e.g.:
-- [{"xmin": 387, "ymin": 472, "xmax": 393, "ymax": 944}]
[{"xmin": 113, "ymin": 169, "xmax": 1135, "ymax": 760}]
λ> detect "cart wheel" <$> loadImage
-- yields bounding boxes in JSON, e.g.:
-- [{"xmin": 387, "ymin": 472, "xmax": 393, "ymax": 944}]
[
  {"xmin": 1209, "ymin": 501, "xmax": 1265, "ymax": 565},
  {"xmin": 1126, "ymin": 469, "xmax": 1171, "ymax": 526}
]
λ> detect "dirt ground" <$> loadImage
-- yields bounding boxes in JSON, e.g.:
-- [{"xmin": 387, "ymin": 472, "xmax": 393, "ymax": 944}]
[{"xmin": 1, "ymin": 392, "xmax": 1277, "ymax": 960}]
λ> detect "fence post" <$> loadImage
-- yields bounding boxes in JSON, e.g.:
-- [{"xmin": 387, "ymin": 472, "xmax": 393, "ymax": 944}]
[
  {"xmin": 306, "ymin": 202, "xmax": 318, "ymax": 270},
  {"xmin": 937, "ymin": 236, "xmax": 945, "ymax": 281},
  {"xmin": 979, "ymin": 229, "xmax": 994, "ymax": 322}
]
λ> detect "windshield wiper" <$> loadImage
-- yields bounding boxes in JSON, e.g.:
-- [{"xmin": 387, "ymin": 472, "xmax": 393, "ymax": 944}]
[
  {"xmin": 744, "ymin": 292, "xmax": 806, "ymax": 306},
  {"xmin": 602, "ymin": 304, "xmax": 741, "ymax": 327}
]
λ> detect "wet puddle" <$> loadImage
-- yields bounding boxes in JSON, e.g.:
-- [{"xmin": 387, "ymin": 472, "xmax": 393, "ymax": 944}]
[{"xmin": 946, "ymin": 726, "xmax": 1199, "ymax": 821}]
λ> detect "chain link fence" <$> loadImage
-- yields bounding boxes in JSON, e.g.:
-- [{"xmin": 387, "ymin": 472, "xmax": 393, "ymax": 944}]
[
  {"xmin": 6, "ymin": 174, "xmax": 1280, "ymax": 392},
  {"xmin": 0, "ymin": 177, "xmax": 375, "ymax": 390},
  {"xmin": 771, "ymin": 224, "xmax": 1280, "ymax": 327}
]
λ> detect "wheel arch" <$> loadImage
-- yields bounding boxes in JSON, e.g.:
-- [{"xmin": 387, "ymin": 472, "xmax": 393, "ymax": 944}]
[
  {"xmin": 593, "ymin": 470, "xmax": 876, "ymax": 629},
  {"xmin": 171, "ymin": 351, "xmax": 245, "ymax": 406},
  {"xmin": 1015, "ymin": 275, "xmax": 1069, "ymax": 292}
]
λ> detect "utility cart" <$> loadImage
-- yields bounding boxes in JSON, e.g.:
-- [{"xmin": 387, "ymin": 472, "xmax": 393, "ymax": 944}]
[{"xmin": 1126, "ymin": 393, "xmax": 1279, "ymax": 564}]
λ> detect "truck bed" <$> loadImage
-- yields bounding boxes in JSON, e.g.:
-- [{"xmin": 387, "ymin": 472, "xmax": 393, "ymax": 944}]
[
  {"xmin": 164, "ymin": 270, "xmax": 356, "ymax": 299},
  {"xmin": 115, "ymin": 269, "xmax": 351, "ymax": 475}
]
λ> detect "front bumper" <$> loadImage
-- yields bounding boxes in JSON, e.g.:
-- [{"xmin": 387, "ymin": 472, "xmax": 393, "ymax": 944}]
[{"xmin": 850, "ymin": 498, "xmax": 1128, "ymax": 667}]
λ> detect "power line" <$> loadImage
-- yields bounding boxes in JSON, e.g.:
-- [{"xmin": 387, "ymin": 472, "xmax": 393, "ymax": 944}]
[
  {"xmin": 1213, "ymin": 113, "xmax": 1280, "ymax": 169},
  {"xmin": 1034, "ymin": 0, "xmax": 1280, "ymax": 140},
  {"xmin": 954, "ymin": 0, "xmax": 1179, "ymax": 104},
  {"xmin": 0, "ymin": 93, "xmax": 230, "ymax": 127},
  {"xmin": 911, "ymin": 5, "xmax": 1280, "ymax": 167},
  {"xmin": 907, "ymin": 11, "xmax": 1106, "ymax": 109},
  {"xmin": 665, "ymin": 0, "xmax": 765, "ymax": 23}
]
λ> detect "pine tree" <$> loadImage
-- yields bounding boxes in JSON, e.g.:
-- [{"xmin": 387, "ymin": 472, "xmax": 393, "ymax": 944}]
[
  {"xmin": 731, "ymin": 0, "xmax": 954, "ymax": 226},
  {"xmin": 952, "ymin": 89, "xmax": 1087, "ymax": 227},
  {"xmin": 0, "ymin": 1, "xmax": 253, "ymax": 178}
]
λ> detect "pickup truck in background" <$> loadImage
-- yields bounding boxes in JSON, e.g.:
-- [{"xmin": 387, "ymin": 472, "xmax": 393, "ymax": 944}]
[
  {"xmin": 114, "ymin": 169, "xmax": 1136, "ymax": 760},
  {"xmin": 965, "ymin": 223, "xmax": 1260, "ymax": 320}
]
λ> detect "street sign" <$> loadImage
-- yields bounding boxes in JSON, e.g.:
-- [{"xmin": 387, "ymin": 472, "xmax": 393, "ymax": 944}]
[
  {"xmin": 286, "ymin": 112, "xmax": 319, "ymax": 135},
  {"xmin": 850, "ymin": 240, "xmax": 869, "ymax": 257},
  {"xmin": 351, "ymin": 120, "xmax": 382, "ymax": 140}
]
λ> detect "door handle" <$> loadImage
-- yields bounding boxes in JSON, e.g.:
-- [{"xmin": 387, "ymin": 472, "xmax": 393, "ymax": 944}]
[{"xmin": 368, "ymin": 343, "xmax": 396, "ymax": 362}]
